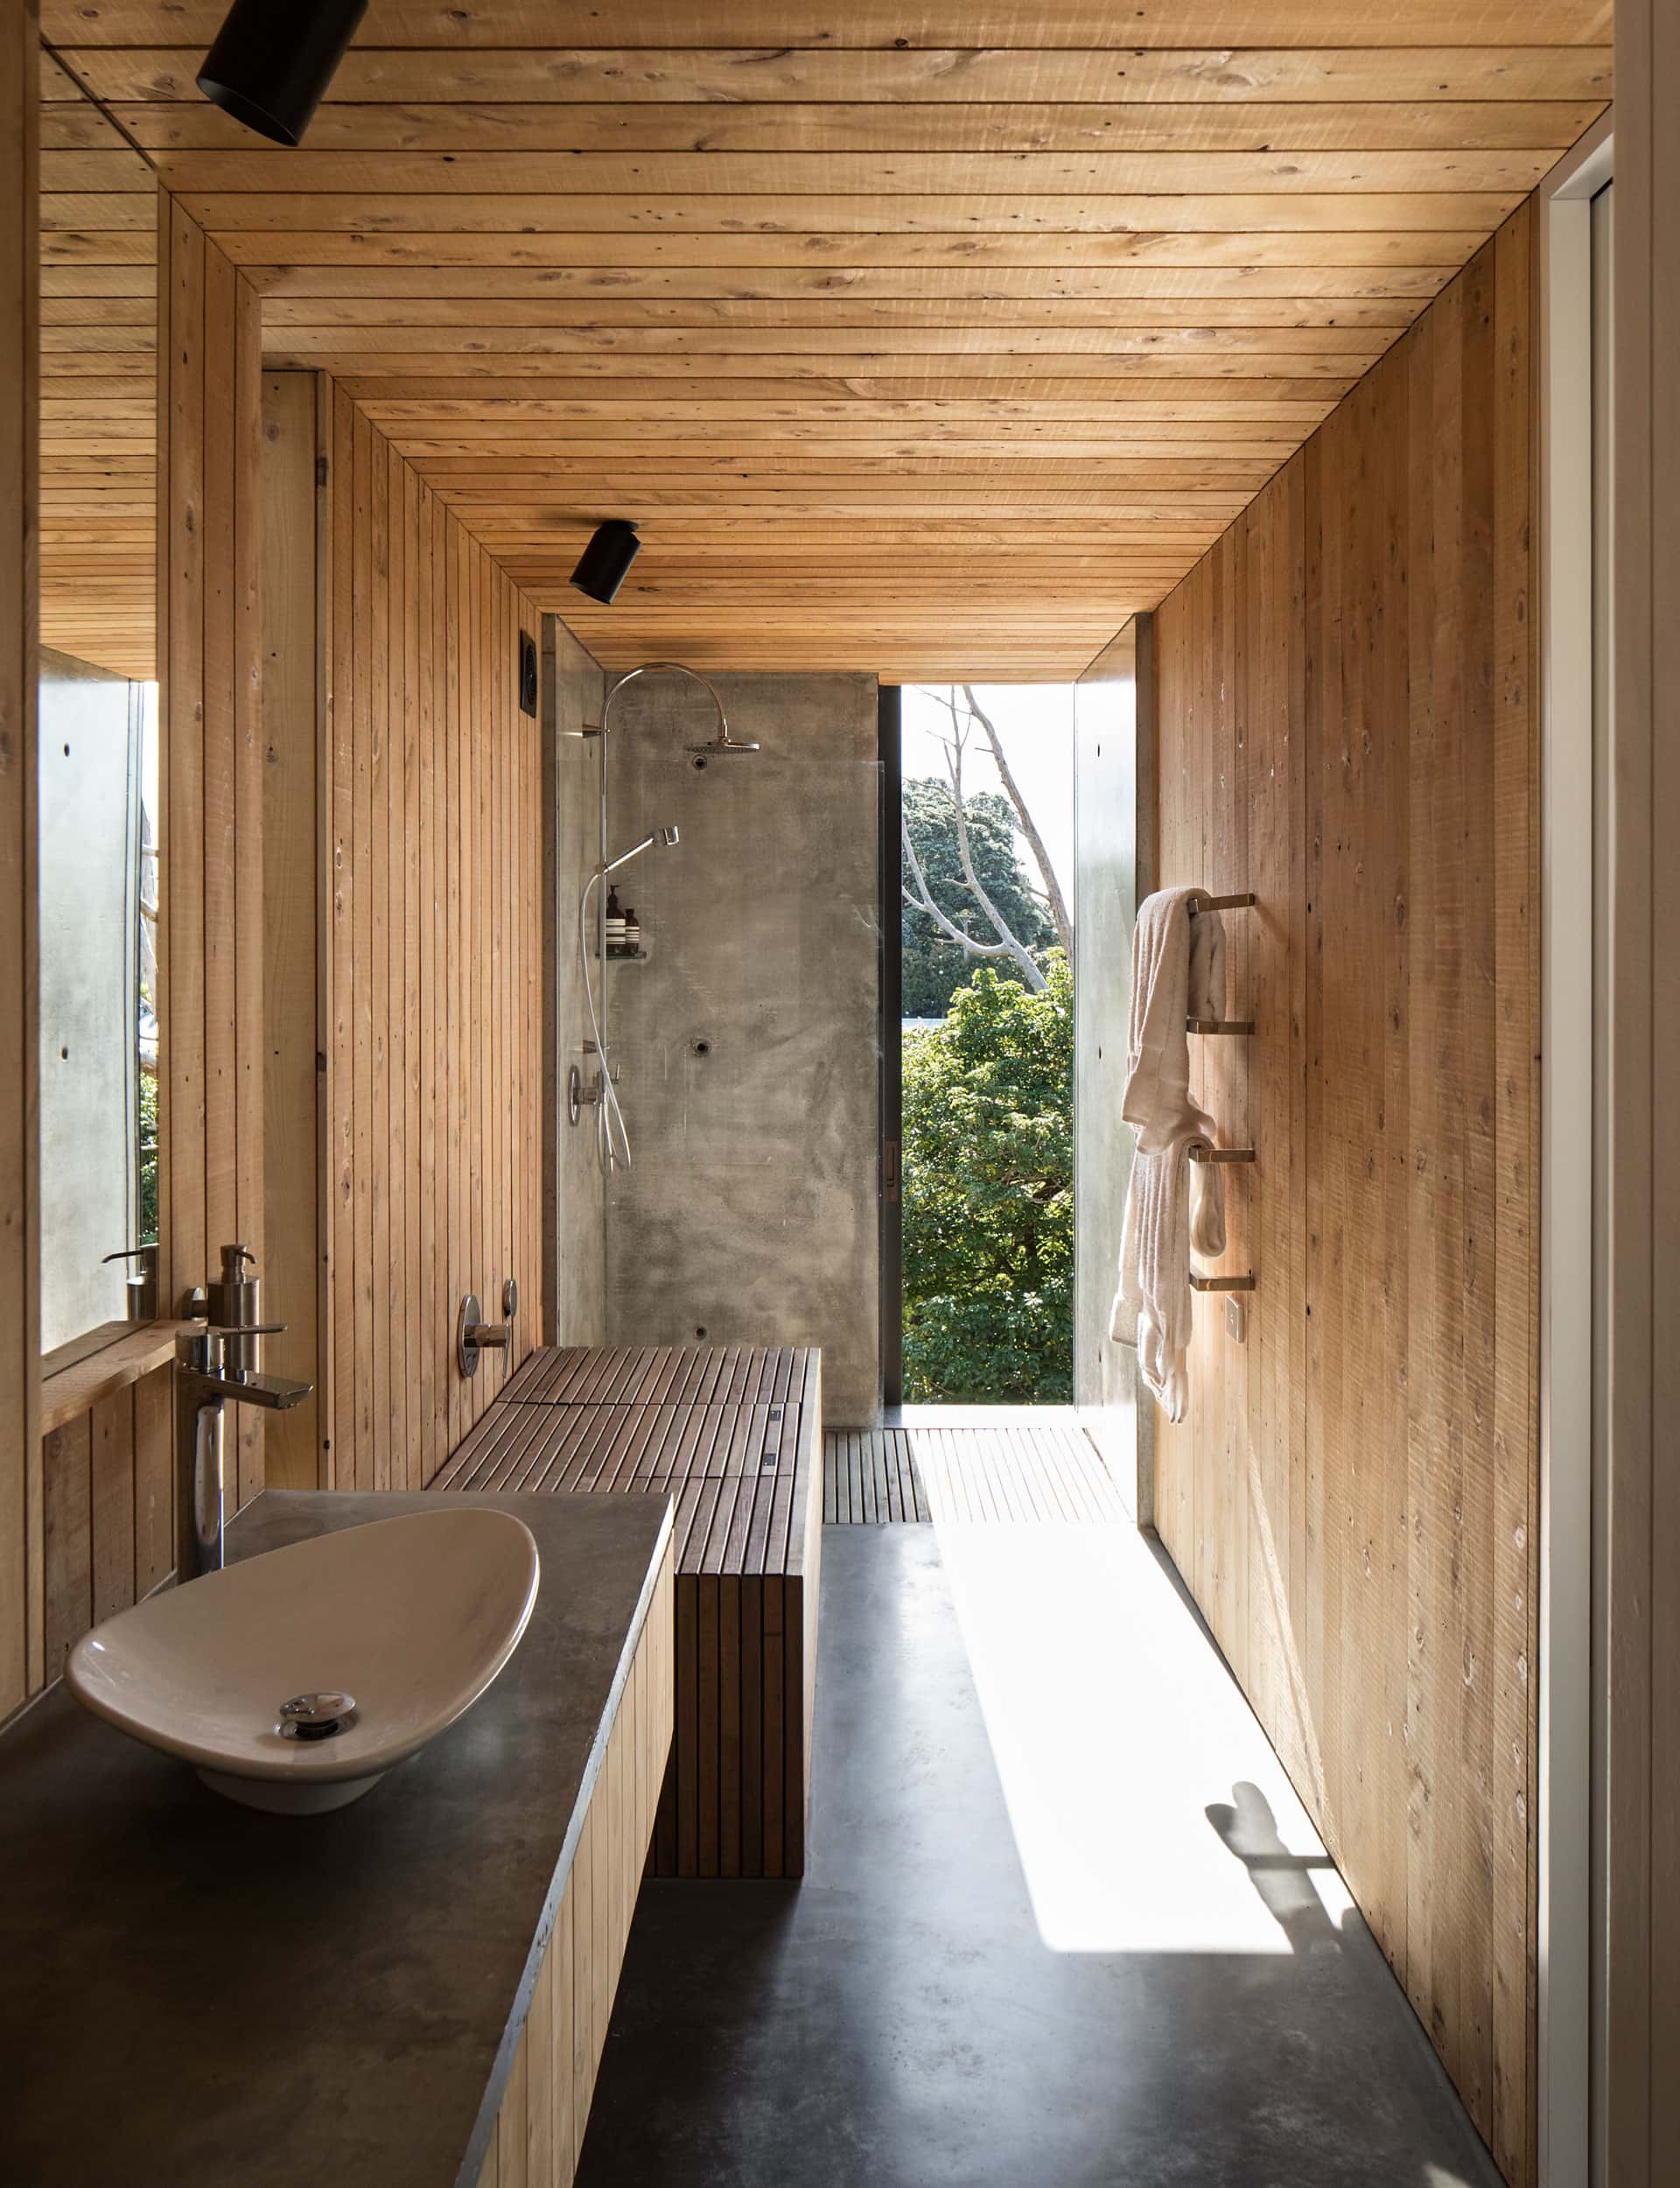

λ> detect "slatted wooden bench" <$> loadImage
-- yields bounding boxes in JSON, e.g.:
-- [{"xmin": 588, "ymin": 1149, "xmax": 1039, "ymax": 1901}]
[{"xmin": 431, "ymin": 1344, "xmax": 822, "ymax": 1880}]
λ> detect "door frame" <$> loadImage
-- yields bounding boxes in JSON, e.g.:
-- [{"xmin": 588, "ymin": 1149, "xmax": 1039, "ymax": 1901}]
[{"xmin": 878, "ymin": 683, "xmax": 903, "ymax": 1413}]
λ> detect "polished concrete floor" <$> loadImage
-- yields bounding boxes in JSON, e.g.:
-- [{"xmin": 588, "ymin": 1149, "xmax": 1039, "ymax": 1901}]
[{"xmin": 578, "ymin": 1521, "xmax": 1507, "ymax": 2188}]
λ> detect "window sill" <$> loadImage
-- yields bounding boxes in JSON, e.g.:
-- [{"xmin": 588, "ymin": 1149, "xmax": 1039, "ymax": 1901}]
[{"xmin": 41, "ymin": 1322, "xmax": 191, "ymax": 1435}]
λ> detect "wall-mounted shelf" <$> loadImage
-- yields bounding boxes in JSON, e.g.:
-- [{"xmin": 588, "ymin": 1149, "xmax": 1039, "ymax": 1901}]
[
  {"xmin": 1187, "ymin": 1018, "xmax": 1254, "ymax": 1035},
  {"xmin": 605, "ymin": 948, "xmax": 649, "ymax": 964},
  {"xmin": 1190, "ymin": 1272, "xmax": 1256, "ymax": 1294},
  {"xmin": 1188, "ymin": 1146, "xmax": 1255, "ymax": 1164}
]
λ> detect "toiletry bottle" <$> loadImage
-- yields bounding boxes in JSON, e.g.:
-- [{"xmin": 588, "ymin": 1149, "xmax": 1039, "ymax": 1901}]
[
  {"xmin": 605, "ymin": 885, "xmax": 626, "ymax": 953},
  {"xmin": 207, "ymin": 1243, "xmax": 259, "ymax": 1373},
  {"xmin": 623, "ymin": 906, "xmax": 640, "ymax": 956}
]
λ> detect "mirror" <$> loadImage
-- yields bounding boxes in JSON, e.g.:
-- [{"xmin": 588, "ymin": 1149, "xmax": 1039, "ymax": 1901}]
[
  {"xmin": 38, "ymin": 58, "xmax": 163, "ymax": 1357},
  {"xmin": 38, "ymin": 655, "xmax": 159, "ymax": 1353}
]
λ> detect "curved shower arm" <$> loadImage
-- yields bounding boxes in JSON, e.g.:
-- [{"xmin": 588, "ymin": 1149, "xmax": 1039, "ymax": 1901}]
[
  {"xmin": 606, "ymin": 660, "xmax": 730, "ymax": 740},
  {"xmin": 563, "ymin": 659, "xmax": 732, "ymax": 745}
]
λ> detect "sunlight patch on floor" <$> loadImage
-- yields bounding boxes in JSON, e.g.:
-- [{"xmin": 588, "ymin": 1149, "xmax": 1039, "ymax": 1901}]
[{"xmin": 934, "ymin": 1514, "xmax": 1354, "ymax": 1957}]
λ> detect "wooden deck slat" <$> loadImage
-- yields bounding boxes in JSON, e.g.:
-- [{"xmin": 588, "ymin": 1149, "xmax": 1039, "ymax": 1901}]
[{"xmin": 822, "ymin": 1422, "xmax": 1121, "ymax": 1525}]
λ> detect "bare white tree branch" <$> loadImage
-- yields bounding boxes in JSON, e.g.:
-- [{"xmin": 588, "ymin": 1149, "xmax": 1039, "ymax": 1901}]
[
  {"xmin": 901, "ymin": 816, "xmax": 1019, "ymax": 963},
  {"xmin": 911, "ymin": 696, "xmax": 1048, "ymax": 992},
  {"xmin": 961, "ymin": 683, "xmax": 1074, "ymax": 962}
]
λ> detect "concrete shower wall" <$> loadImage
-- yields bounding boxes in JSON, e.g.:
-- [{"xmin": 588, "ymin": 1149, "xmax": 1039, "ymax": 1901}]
[{"xmin": 603, "ymin": 672, "xmax": 880, "ymax": 1424}]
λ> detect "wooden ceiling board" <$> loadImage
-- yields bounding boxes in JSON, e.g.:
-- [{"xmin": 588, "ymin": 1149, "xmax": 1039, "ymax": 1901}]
[
  {"xmin": 36, "ymin": 6, "xmax": 1615, "ymax": 50},
  {"xmin": 37, "ymin": 61, "xmax": 156, "ymax": 681},
  {"xmin": 36, "ymin": 3, "xmax": 1609, "ymax": 678}
]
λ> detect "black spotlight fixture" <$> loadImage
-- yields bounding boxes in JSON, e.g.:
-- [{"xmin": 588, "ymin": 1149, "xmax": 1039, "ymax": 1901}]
[
  {"xmin": 197, "ymin": 0, "xmax": 368, "ymax": 146},
  {"xmin": 570, "ymin": 520, "xmax": 641, "ymax": 607}
]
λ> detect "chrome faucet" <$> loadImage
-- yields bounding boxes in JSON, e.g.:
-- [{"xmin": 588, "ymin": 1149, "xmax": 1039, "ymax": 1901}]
[{"xmin": 178, "ymin": 1323, "xmax": 312, "ymax": 1574}]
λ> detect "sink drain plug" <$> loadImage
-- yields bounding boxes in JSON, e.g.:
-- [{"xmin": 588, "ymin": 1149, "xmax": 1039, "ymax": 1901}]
[{"xmin": 276, "ymin": 1691, "xmax": 360, "ymax": 1742}]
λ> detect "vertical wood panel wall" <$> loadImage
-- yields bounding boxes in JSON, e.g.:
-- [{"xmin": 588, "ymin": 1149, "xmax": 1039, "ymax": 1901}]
[
  {"xmin": 1148, "ymin": 204, "xmax": 1539, "ymax": 2185},
  {"xmin": 156, "ymin": 196, "xmax": 266, "ymax": 1510},
  {"xmin": 259, "ymin": 370, "xmax": 325, "ymax": 1492},
  {"xmin": 0, "ymin": 0, "xmax": 41, "ymax": 1718},
  {"xmin": 39, "ymin": 1364, "xmax": 172, "ymax": 1689},
  {"xmin": 324, "ymin": 391, "xmax": 545, "ymax": 1490},
  {"xmin": 1608, "ymin": 4, "xmax": 1680, "ymax": 2175}
]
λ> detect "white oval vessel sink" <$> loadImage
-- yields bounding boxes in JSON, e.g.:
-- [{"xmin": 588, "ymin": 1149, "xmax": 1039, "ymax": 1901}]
[{"xmin": 66, "ymin": 1509, "xmax": 540, "ymax": 1814}]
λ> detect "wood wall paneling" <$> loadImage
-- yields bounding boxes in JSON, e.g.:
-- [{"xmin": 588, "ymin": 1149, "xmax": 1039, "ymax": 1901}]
[
  {"xmin": 1149, "ymin": 204, "xmax": 1538, "ymax": 2185},
  {"xmin": 36, "ymin": 2, "xmax": 1609, "ymax": 679},
  {"xmin": 38, "ymin": 1360, "xmax": 172, "ymax": 1687},
  {"xmin": 323, "ymin": 396, "xmax": 546, "ymax": 1487},
  {"xmin": 1606, "ymin": 0, "xmax": 1680, "ymax": 2176},
  {"xmin": 260, "ymin": 369, "xmax": 326, "ymax": 1490},
  {"xmin": 157, "ymin": 196, "xmax": 266, "ymax": 1520}
]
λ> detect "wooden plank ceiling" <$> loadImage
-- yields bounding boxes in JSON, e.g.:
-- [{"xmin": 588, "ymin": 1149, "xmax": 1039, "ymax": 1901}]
[
  {"xmin": 39, "ymin": 52, "xmax": 157, "ymax": 682},
  {"xmin": 39, "ymin": 3, "xmax": 1609, "ymax": 681}
]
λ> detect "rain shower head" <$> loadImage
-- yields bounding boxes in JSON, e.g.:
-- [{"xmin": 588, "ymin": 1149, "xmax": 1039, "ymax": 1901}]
[{"xmin": 686, "ymin": 729, "xmax": 760, "ymax": 757}]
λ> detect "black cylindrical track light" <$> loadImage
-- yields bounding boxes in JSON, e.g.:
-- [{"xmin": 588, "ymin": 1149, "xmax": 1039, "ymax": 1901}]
[
  {"xmin": 197, "ymin": 0, "xmax": 368, "ymax": 146},
  {"xmin": 570, "ymin": 520, "xmax": 641, "ymax": 607}
]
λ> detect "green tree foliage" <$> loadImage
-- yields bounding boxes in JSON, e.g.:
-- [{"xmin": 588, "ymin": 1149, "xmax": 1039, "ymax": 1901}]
[
  {"xmin": 901, "ymin": 779, "xmax": 1055, "ymax": 1018},
  {"xmin": 137, "ymin": 1069, "xmax": 158, "ymax": 1244},
  {"xmin": 902, "ymin": 953, "xmax": 1073, "ymax": 1402}
]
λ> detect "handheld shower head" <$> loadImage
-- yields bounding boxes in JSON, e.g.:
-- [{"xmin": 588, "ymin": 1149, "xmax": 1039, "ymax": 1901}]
[{"xmin": 600, "ymin": 823, "xmax": 681, "ymax": 877}]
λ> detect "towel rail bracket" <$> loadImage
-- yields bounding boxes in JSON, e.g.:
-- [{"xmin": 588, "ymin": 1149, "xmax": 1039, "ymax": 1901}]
[
  {"xmin": 1190, "ymin": 1272, "xmax": 1256, "ymax": 1294},
  {"xmin": 1186, "ymin": 890, "xmax": 1256, "ymax": 916},
  {"xmin": 1188, "ymin": 1146, "xmax": 1256, "ymax": 1164},
  {"xmin": 1186, "ymin": 1018, "xmax": 1255, "ymax": 1036}
]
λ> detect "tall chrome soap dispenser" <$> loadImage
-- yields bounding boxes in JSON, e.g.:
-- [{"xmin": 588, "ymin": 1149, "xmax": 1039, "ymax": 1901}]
[{"xmin": 207, "ymin": 1243, "xmax": 261, "ymax": 1373}]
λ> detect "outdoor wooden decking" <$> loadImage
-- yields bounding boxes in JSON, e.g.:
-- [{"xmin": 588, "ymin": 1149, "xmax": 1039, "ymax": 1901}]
[
  {"xmin": 433, "ymin": 1345, "xmax": 822, "ymax": 1881},
  {"xmin": 824, "ymin": 1419, "xmax": 1127, "ymax": 1525}
]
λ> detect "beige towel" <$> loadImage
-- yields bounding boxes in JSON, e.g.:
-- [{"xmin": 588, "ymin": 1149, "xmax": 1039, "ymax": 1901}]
[{"xmin": 1109, "ymin": 887, "xmax": 1228, "ymax": 1422}]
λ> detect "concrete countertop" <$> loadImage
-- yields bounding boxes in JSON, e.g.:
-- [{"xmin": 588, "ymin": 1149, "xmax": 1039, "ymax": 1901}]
[{"xmin": 0, "ymin": 1489, "xmax": 673, "ymax": 2188}]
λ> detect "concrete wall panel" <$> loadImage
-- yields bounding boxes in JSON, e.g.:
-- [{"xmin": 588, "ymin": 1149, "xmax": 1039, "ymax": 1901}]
[{"xmin": 604, "ymin": 671, "xmax": 879, "ymax": 1424}]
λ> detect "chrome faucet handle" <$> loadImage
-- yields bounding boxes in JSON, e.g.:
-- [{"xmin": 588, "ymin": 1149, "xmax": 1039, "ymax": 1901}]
[
  {"xmin": 179, "ymin": 1322, "xmax": 286, "ymax": 1375},
  {"xmin": 457, "ymin": 1293, "xmax": 516, "ymax": 1378}
]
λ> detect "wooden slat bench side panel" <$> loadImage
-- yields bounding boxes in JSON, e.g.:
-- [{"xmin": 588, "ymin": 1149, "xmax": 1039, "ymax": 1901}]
[
  {"xmin": 433, "ymin": 1344, "xmax": 822, "ymax": 1878},
  {"xmin": 476, "ymin": 1540, "xmax": 672, "ymax": 2188}
]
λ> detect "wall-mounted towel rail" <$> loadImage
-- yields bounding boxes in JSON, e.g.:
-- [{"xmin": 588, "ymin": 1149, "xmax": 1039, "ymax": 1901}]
[
  {"xmin": 1186, "ymin": 890, "xmax": 1256, "ymax": 916},
  {"xmin": 1187, "ymin": 1017, "xmax": 1254, "ymax": 1035},
  {"xmin": 1190, "ymin": 1272, "xmax": 1256, "ymax": 1293},
  {"xmin": 1188, "ymin": 1146, "xmax": 1255, "ymax": 1164}
]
